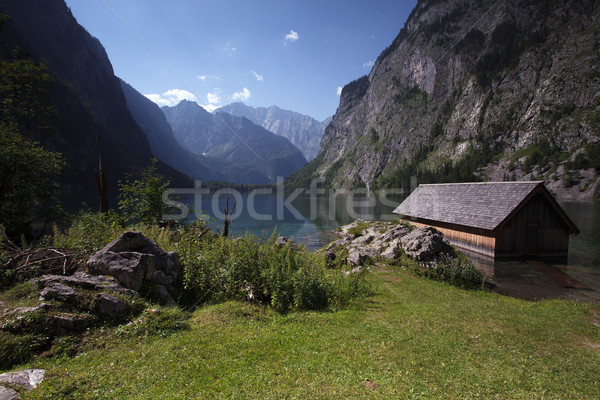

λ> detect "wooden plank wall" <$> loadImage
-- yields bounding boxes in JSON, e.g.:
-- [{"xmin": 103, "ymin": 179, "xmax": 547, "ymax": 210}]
[
  {"xmin": 409, "ymin": 221, "xmax": 496, "ymax": 258},
  {"xmin": 495, "ymin": 193, "xmax": 569, "ymax": 257}
]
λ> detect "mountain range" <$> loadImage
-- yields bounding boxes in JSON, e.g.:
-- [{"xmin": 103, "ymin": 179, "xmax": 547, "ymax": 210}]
[
  {"xmin": 162, "ymin": 101, "xmax": 307, "ymax": 184},
  {"xmin": 0, "ymin": 0, "xmax": 191, "ymax": 194},
  {"xmin": 215, "ymin": 102, "xmax": 330, "ymax": 161},
  {"xmin": 286, "ymin": 0, "xmax": 600, "ymax": 199}
]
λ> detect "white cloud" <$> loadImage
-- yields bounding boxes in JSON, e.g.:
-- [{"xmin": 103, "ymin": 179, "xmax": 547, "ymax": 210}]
[
  {"xmin": 336, "ymin": 86, "xmax": 343, "ymax": 96},
  {"xmin": 251, "ymin": 70, "xmax": 264, "ymax": 82},
  {"xmin": 201, "ymin": 104, "xmax": 220, "ymax": 113},
  {"xmin": 231, "ymin": 87, "xmax": 251, "ymax": 102},
  {"xmin": 207, "ymin": 90, "xmax": 221, "ymax": 104},
  {"xmin": 145, "ymin": 88, "xmax": 197, "ymax": 107},
  {"xmin": 284, "ymin": 30, "xmax": 299, "ymax": 43},
  {"xmin": 197, "ymin": 75, "xmax": 206, "ymax": 81},
  {"xmin": 363, "ymin": 60, "xmax": 374, "ymax": 68},
  {"xmin": 144, "ymin": 93, "xmax": 171, "ymax": 107}
]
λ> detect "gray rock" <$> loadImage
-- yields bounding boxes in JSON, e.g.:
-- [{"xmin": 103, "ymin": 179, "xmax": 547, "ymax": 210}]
[
  {"xmin": 89, "ymin": 231, "xmax": 181, "ymax": 289},
  {"xmin": 382, "ymin": 226, "xmax": 410, "ymax": 242},
  {"xmin": 39, "ymin": 282, "xmax": 78, "ymax": 302},
  {"xmin": 35, "ymin": 273, "xmax": 138, "ymax": 297},
  {"xmin": 344, "ymin": 266, "xmax": 364, "ymax": 275},
  {"xmin": 0, "ymin": 386, "xmax": 19, "ymax": 400},
  {"xmin": 400, "ymin": 226, "xmax": 445, "ymax": 261},
  {"xmin": 352, "ymin": 234, "xmax": 374, "ymax": 245},
  {"xmin": 94, "ymin": 293, "xmax": 128, "ymax": 319},
  {"xmin": 0, "ymin": 369, "xmax": 45, "ymax": 390},
  {"xmin": 49, "ymin": 313, "xmax": 93, "ymax": 332},
  {"xmin": 347, "ymin": 248, "xmax": 370, "ymax": 266},
  {"xmin": 10, "ymin": 303, "xmax": 52, "ymax": 315},
  {"xmin": 381, "ymin": 242, "xmax": 402, "ymax": 260},
  {"xmin": 87, "ymin": 251, "xmax": 155, "ymax": 291}
]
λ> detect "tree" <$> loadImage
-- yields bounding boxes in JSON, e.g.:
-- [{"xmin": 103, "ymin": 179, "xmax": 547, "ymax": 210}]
[
  {"xmin": 0, "ymin": 122, "xmax": 65, "ymax": 239},
  {"xmin": 118, "ymin": 159, "xmax": 170, "ymax": 225}
]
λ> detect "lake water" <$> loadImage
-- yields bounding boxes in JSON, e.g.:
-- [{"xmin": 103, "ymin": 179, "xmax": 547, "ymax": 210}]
[{"xmin": 175, "ymin": 190, "xmax": 600, "ymax": 301}]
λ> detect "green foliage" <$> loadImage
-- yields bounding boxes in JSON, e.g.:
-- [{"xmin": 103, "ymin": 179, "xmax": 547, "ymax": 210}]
[
  {"xmin": 522, "ymin": 139, "xmax": 563, "ymax": 172},
  {"xmin": 52, "ymin": 210, "xmax": 123, "ymax": 254},
  {"xmin": 118, "ymin": 159, "xmax": 171, "ymax": 225},
  {"xmin": 405, "ymin": 253, "xmax": 484, "ymax": 290},
  {"xmin": 0, "ymin": 123, "xmax": 66, "ymax": 239},
  {"xmin": 0, "ymin": 331, "xmax": 47, "ymax": 369},
  {"xmin": 0, "ymin": 57, "xmax": 56, "ymax": 135},
  {"xmin": 347, "ymin": 221, "xmax": 371, "ymax": 237},
  {"xmin": 181, "ymin": 233, "xmax": 368, "ymax": 313},
  {"xmin": 116, "ymin": 307, "xmax": 190, "ymax": 338}
]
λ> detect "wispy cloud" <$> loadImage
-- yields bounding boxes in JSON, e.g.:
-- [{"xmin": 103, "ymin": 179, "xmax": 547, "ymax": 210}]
[
  {"xmin": 336, "ymin": 86, "xmax": 343, "ymax": 96},
  {"xmin": 284, "ymin": 29, "xmax": 299, "ymax": 44},
  {"xmin": 206, "ymin": 90, "xmax": 221, "ymax": 104},
  {"xmin": 225, "ymin": 41, "xmax": 237, "ymax": 53},
  {"xmin": 197, "ymin": 75, "xmax": 207, "ymax": 81},
  {"xmin": 363, "ymin": 60, "xmax": 374, "ymax": 68},
  {"xmin": 232, "ymin": 87, "xmax": 251, "ymax": 102},
  {"xmin": 145, "ymin": 88, "xmax": 197, "ymax": 107},
  {"xmin": 251, "ymin": 70, "xmax": 264, "ymax": 82}
]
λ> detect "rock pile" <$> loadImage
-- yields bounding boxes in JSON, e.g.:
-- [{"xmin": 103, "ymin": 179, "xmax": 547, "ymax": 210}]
[
  {"xmin": 0, "ymin": 232, "xmax": 182, "ymax": 373},
  {"xmin": 326, "ymin": 220, "xmax": 450, "ymax": 268}
]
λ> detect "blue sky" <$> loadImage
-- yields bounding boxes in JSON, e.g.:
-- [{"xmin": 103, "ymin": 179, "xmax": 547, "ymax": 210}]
[{"xmin": 65, "ymin": 0, "xmax": 417, "ymax": 121}]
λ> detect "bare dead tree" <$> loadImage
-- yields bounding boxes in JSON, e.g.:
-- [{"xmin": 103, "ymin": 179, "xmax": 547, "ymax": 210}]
[
  {"xmin": 94, "ymin": 134, "xmax": 108, "ymax": 213},
  {"xmin": 222, "ymin": 196, "xmax": 237, "ymax": 238}
]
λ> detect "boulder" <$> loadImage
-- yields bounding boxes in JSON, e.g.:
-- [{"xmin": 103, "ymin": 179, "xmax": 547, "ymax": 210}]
[
  {"xmin": 381, "ymin": 241, "xmax": 402, "ymax": 260},
  {"xmin": 347, "ymin": 248, "xmax": 372, "ymax": 266},
  {"xmin": 34, "ymin": 272, "xmax": 138, "ymax": 297},
  {"xmin": 382, "ymin": 226, "xmax": 410, "ymax": 242},
  {"xmin": 400, "ymin": 226, "xmax": 445, "ymax": 261},
  {"xmin": 0, "ymin": 386, "xmax": 19, "ymax": 400},
  {"xmin": 352, "ymin": 234, "xmax": 374, "ymax": 245},
  {"xmin": 94, "ymin": 293, "xmax": 128, "ymax": 319},
  {"xmin": 39, "ymin": 282, "xmax": 78, "ymax": 302},
  {"xmin": 0, "ymin": 369, "xmax": 45, "ymax": 390},
  {"xmin": 87, "ymin": 251, "xmax": 155, "ymax": 291},
  {"xmin": 88, "ymin": 232, "xmax": 181, "ymax": 289},
  {"xmin": 49, "ymin": 313, "xmax": 94, "ymax": 332}
]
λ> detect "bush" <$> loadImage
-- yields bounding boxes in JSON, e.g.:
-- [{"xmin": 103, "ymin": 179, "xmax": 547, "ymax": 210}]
[
  {"xmin": 52, "ymin": 210, "xmax": 124, "ymax": 254},
  {"xmin": 182, "ymin": 233, "xmax": 369, "ymax": 312},
  {"xmin": 407, "ymin": 254, "xmax": 484, "ymax": 290}
]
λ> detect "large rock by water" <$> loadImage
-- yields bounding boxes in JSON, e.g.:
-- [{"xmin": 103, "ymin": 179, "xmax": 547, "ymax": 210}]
[{"xmin": 400, "ymin": 226, "xmax": 446, "ymax": 261}]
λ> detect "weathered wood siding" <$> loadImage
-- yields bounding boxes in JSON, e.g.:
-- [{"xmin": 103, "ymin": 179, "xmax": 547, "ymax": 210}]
[
  {"xmin": 409, "ymin": 221, "xmax": 496, "ymax": 257},
  {"xmin": 495, "ymin": 193, "xmax": 570, "ymax": 257}
]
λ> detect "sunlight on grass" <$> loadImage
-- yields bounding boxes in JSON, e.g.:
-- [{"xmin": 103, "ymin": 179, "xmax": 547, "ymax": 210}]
[{"xmin": 13, "ymin": 266, "xmax": 600, "ymax": 400}]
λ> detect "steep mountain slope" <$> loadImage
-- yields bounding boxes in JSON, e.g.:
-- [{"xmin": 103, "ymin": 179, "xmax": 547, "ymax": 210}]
[
  {"xmin": 287, "ymin": 0, "xmax": 600, "ymax": 198},
  {"xmin": 119, "ymin": 79, "xmax": 225, "ymax": 182},
  {"xmin": 216, "ymin": 102, "xmax": 330, "ymax": 161},
  {"xmin": 0, "ymin": 0, "xmax": 189, "ymax": 192},
  {"xmin": 163, "ymin": 101, "xmax": 307, "ymax": 184}
]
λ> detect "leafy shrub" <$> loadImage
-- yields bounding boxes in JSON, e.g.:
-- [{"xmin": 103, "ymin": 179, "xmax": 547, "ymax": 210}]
[
  {"xmin": 52, "ymin": 210, "xmax": 124, "ymax": 254},
  {"xmin": 406, "ymin": 254, "xmax": 484, "ymax": 290},
  {"xmin": 347, "ymin": 221, "xmax": 371, "ymax": 237},
  {"xmin": 182, "ymin": 233, "xmax": 369, "ymax": 312},
  {"xmin": 0, "ymin": 331, "xmax": 47, "ymax": 369}
]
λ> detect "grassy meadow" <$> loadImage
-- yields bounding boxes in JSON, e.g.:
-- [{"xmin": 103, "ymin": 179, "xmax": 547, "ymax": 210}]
[{"xmin": 8, "ymin": 264, "xmax": 599, "ymax": 400}]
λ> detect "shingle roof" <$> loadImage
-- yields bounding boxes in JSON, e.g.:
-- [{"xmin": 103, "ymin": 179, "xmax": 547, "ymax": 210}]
[{"xmin": 393, "ymin": 181, "xmax": 577, "ymax": 233}]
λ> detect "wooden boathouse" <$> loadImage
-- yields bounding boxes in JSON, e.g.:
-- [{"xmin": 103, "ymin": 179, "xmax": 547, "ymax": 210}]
[{"xmin": 393, "ymin": 182, "xmax": 579, "ymax": 258}]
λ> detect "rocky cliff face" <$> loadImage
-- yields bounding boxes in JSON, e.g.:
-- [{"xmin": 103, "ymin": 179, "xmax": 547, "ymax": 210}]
[
  {"xmin": 216, "ymin": 102, "xmax": 329, "ymax": 161},
  {"xmin": 163, "ymin": 101, "xmax": 308, "ymax": 184},
  {"xmin": 0, "ymin": 0, "xmax": 189, "ymax": 192},
  {"xmin": 288, "ymin": 0, "xmax": 600, "ymax": 199}
]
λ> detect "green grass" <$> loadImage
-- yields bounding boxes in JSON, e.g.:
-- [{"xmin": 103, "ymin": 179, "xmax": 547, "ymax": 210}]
[{"xmin": 5, "ymin": 265, "xmax": 598, "ymax": 400}]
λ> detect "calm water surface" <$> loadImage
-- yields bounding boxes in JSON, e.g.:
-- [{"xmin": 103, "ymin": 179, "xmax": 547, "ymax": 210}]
[{"xmin": 189, "ymin": 193, "xmax": 600, "ymax": 300}]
